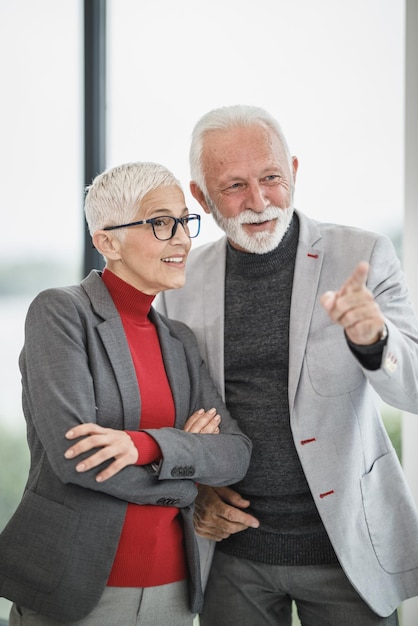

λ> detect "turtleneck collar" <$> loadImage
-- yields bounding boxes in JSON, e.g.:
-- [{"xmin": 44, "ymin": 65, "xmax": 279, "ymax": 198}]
[
  {"xmin": 102, "ymin": 268, "xmax": 155, "ymax": 321},
  {"xmin": 226, "ymin": 213, "xmax": 300, "ymax": 278}
]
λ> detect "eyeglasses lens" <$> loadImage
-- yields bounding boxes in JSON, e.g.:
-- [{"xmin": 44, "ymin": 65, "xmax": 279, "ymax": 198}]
[{"xmin": 153, "ymin": 216, "xmax": 200, "ymax": 240}]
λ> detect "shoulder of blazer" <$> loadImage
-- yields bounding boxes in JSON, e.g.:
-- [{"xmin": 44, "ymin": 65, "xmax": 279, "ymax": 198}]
[
  {"xmin": 32, "ymin": 270, "xmax": 121, "ymax": 326},
  {"xmin": 183, "ymin": 236, "xmax": 228, "ymax": 289},
  {"xmin": 26, "ymin": 271, "xmax": 110, "ymax": 323},
  {"xmin": 188, "ymin": 236, "xmax": 228, "ymax": 265},
  {"xmin": 37, "ymin": 270, "xmax": 107, "ymax": 313},
  {"xmin": 296, "ymin": 209, "xmax": 383, "ymax": 251}
]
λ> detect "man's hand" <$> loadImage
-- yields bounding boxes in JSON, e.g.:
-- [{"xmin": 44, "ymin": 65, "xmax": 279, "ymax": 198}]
[
  {"xmin": 183, "ymin": 408, "xmax": 221, "ymax": 434},
  {"xmin": 320, "ymin": 261, "xmax": 386, "ymax": 345},
  {"xmin": 193, "ymin": 485, "xmax": 260, "ymax": 541},
  {"xmin": 64, "ymin": 423, "xmax": 138, "ymax": 482}
]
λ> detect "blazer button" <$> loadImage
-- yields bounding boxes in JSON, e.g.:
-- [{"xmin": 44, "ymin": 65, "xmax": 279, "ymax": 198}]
[
  {"xmin": 156, "ymin": 497, "xmax": 180, "ymax": 506},
  {"xmin": 171, "ymin": 466, "xmax": 195, "ymax": 477}
]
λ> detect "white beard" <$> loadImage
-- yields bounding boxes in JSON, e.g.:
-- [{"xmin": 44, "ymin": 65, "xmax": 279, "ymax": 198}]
[{"xmin": 208, "ymin": 201, "xmax": 295, "ymax": 254}]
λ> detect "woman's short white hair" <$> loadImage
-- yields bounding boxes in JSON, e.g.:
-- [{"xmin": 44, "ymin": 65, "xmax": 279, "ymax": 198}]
[
  {"xmin": 189, "ymin": 105, "xmax": 292, "ymax": 197},
  {"xmin": 84, "ymin": 161, "xmax": 182, "ymax": 238}
]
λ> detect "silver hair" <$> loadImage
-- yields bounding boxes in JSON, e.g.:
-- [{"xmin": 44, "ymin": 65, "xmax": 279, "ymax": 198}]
[
  {"xmin": 84, "ymin": 161, "xmax": 182, "ymax": 238},
  {"xmin": 189, "ymin": 104, "xmax": 293, "ymax": 197}
]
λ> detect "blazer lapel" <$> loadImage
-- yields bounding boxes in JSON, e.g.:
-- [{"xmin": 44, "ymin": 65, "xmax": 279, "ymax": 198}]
[
  {"xmin": 96, "ymin": 319, "xmax": 142, "ymax": 430},
  {"xmin": 288, "ymin": 213, "xmax": 323, "ymax": 413},
  {"xmin": 200, "ymin": 238, "xmax": 228, "ymax": 400},
  {"xmin": 152, "ymin": 310, "xmax": 190, "ymax": 428},
  {"xmin": 81, "ymin": 271, "xmax": 141, "ymax": 431}
]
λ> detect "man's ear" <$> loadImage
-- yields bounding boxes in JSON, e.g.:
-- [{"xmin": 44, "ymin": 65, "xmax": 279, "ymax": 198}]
[
  {"xmin": 92, "ymin": 231, "xmax": 122, "ymax": 260},
  {"xmin": 292, "ymin": 156, "xmax": 299, "ymax": 184},
  {"xmin": 190, "ymin": 181, "xmax": 211, "ymax": 215}
]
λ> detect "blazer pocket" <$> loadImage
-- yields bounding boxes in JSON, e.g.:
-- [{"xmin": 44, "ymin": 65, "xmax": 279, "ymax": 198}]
[
  {"xmin": 360, "ymin": 449, "xmax": 418, "ymax": 573},
  {"xmin": 305, "ymin": 325, "xmax": 363, "ymax": 396},
  {"xmin": 0, "ymin": 490, "xmax": 80, "ymax": 592}
]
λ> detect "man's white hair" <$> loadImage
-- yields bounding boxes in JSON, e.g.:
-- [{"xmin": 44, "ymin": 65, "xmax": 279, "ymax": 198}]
[{"xmin": 189, "ymin": 104, "xmax": 293, "ymax": 197}]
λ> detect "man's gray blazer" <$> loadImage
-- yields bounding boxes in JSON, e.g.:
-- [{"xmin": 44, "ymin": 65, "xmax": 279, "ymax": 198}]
[
  {"xmin": 157, "ymin": 210, "xmax": 418, "ymax": 617},
  {"xmin": 0, "ymin": 271, "xmax": 251, "ymax": 621}
]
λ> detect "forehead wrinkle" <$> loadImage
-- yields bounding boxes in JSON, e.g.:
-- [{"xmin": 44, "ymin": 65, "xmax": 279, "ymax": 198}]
[{"xmin": 203, "ymin": 126, "xmax": 289, "ymax": 184}]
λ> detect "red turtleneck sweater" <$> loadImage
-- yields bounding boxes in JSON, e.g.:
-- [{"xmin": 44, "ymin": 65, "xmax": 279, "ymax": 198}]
[{"xmin": 102, "ymin": 269, "xmax": 187, "ymax": 587}]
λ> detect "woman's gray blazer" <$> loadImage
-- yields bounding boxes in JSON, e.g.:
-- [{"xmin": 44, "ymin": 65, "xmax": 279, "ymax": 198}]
[{"xmin": 0, "ymin": 271, "xmax": 252, "ymax": 621}]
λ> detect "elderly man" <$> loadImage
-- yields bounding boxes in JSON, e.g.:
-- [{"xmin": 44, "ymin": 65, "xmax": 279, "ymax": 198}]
[{"xmin": 157, "ymin": 105, "xmax": 418, "ymax": 625}]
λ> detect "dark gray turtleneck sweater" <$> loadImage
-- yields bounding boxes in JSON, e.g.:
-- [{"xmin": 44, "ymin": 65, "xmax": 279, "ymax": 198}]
[{"xmin": 220, "ymin": 215, "xmax": 338, "ymax": 565}]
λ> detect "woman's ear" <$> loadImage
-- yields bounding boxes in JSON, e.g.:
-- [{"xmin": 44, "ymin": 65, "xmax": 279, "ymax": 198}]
[{"xmin": 92, "ymin": 231, "xmax": 122, "ymax": 260}]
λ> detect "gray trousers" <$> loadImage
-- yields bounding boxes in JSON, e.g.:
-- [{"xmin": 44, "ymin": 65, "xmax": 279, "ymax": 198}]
[
  {"xmin": 200, "ymin": 551, "xmax": 399, "ymax": 626},
  {"xmin": 9, "ymin": 581, "xmax": 195, "ymax": 626}
]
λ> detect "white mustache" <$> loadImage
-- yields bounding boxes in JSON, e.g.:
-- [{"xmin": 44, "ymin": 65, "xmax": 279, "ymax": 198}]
[{"xmin": 238, "ymin": 206, "xmax": 285, "ymax": 225}]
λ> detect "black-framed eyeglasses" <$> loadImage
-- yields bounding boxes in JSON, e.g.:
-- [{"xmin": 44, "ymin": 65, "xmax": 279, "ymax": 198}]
[{"xmin": 103, "ymin": 213, "xmax": 201, "ymax": 241}]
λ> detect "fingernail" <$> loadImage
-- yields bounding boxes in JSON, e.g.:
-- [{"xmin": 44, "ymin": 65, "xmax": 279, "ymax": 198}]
[
  {"xmin": 322, "ymin": 291, "xmax": 333, "ymax": 301},
  {"xmin": 64, "ymin": 449, "xmax": 74, "ymax": 458},
  {"xmin": 76, "ymin": 463, "xmax": 85, "ymax": 472},
  {"xmin": 66, "ymin": 430, "xmax": 74, "ymax": 438}
]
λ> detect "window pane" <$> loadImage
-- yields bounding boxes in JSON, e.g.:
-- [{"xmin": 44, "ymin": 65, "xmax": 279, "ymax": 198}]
[
  {"xmin": 0, "ymin": 1, "xmax": 82, "ymax": 618},
  {"xmin": 107, "ymin": 0, "xmax": 404, "ymax": 246}
]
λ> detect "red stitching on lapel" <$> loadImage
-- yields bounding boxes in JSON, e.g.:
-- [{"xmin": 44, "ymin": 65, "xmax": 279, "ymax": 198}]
[{"xmin": 319, "ymin": 490, "xmax": 335, "ymax": 499}]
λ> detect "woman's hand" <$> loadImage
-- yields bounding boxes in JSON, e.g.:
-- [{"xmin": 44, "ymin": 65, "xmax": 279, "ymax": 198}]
[
  {"xmin": 64, "ymin": 408, "xmax": 220, "ymax": 482},
  {"xmin": 64, "ymin": 423, "xmax": 139, "ymax": 482},
  {"xmin": 183, "ymin": 407, "xmax": 221, "ymax": 434}
]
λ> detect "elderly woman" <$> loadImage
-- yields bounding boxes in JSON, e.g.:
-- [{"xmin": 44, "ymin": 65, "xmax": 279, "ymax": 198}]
[{"xmin": 0, "ymin": 162, "xmax": 251, "ymax": 626}]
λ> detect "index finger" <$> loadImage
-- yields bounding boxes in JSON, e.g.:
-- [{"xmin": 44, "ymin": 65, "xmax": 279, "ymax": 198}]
[
  {"xmin": 221, "ymin": 505, "xmax": 260, "ymax": 528},
  {"xmin": 338, "ymin": 261, "xmax": 369, "ymax": 296},
  {"xmin": 183, "ymin": 408, "xmax": 218, "ymax": 432}
]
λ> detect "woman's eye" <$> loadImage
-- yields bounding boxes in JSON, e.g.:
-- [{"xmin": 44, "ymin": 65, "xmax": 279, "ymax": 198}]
[{"xmin": 153, "ymin": 218, "xmax": 168, "ymax": 227}]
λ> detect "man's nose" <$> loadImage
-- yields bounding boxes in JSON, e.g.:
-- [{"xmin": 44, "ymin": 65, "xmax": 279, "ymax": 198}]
[{"xmin": 245, "ymin": 182, "xmax": 269, "ymax": 212}]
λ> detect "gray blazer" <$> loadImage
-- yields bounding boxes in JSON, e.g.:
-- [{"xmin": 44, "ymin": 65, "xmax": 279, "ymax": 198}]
[
  {"xmin": 157, "ymin": 210, "xmax": 418, "ymax": 617},
  {"xmin": 0, "ymin": 271, "xmax": 251, "ymax": 621}
]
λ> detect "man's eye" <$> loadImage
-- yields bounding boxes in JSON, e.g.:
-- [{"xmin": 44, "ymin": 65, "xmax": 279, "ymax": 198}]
[
  {"xmin": 225, "ymin": 182, "xmax": 243, "ymax": 193},
  {"xmin": 263, "ymin": 175, "xmax": 281, "ymax": 184}
]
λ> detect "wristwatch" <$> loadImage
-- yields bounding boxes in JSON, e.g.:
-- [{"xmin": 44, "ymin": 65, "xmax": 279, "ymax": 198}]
[{"xmin": 378, "ymin": 324, "xmax": 388, "ymax": 342}]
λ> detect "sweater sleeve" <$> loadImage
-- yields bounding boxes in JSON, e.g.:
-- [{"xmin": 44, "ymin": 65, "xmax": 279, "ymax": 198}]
[
  {"xmin": 345, "ymin": 331, "xmax": 387, "ymax": 371},
  {"xmin": 126, "ymin": 431, "xmax": 162, "ymax": 465}
]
